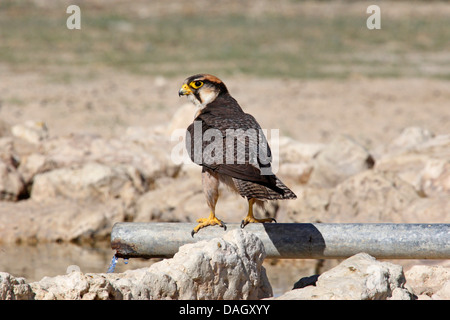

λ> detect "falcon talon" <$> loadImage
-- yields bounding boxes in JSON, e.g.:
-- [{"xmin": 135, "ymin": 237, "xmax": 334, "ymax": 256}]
[{"xmin": 179, "ymin": 74, "xmax": 297, "ymax": 236}]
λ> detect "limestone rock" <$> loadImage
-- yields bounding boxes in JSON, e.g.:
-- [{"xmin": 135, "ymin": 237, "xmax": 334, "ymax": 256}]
[
  {"xmin": 6, "ymin": 229, "xmax": 272, "ymax": 300},
  {"xmin": 0, "ymin": 159, "xmax": 25, "ymax": 201},
  {"xmin": 14, "ymin": 131, "xmax": 181, "ymax": 203},
  {"xmin": 147, "ymin": 229, "xmax": 272, "ymax": 299},
  {"xmin": 134, "ymin": 176, "xmax": 204, "ymax": 222},
  {"xmin": 31, "ymin": 271, "xmax": 92, "ymax": 300},
  {"xmin": 375, "ymin": 155, "xmax": 450, "ymax": 198},
  {"xmin": 405, "ymin": 265, "xmax": 450, "ymax": 300},
  {"xmin": 327, "ymin": 170, "xmax": 419, "ymax": 222},
  {"xmin": 375, "ymin": 153, "xmax": 430, "ymax": 192},
  {"xmin": 401, "ymin": 196, "xmax": 450, "ymax": 223},
  {"xmin": 285, "ymin": 186, "xmax": 332, "ymax": 223},
  {"xmin": 17, "ymin": 153, "xmax": 55, "ymax": 186},
  {"xmin": 31, "ymin": 162, "xmax": 144, "ymax": 204},
  {"xmin": 309, "ymin": 135, "xmax": 374, "ymax": 188},
  {"xmin": 385, "ymin": 126, "xmax": 435, "ymax": 155},
  {"xmin": 375, "ymin": 132, "xmax": 450, "ymax": 193},
  {"xmin": 418, "ymin": 159, "xmax": 450, "ymax": 197},
  {"xmin": 28, "ymin": 268, "xmax": 176, "ymax": 300},
  {"xmin": 416, "ymin": 133, "xmax": 450, "ymax": 159},
  {"xmin": 277, "ymin": 136, "xmax": 324, "ymax": 164},
  {"xmin": 278, "ymin": 163, "xmax": 313, "ymax": 185},
  {"xmin": 166, "ymin": 103, "xmax": 197, "ymax": 137},
  {"xmin": 11, "ymin": 120, "xmax": 49, "ymax": 144},
  {"xmin": 0, "ymin": 138, "xmax": 25, "ymax": 200},
  {"xmin": 0, "ymin": 272, "xmax": 34, "ymax": 300},
  {"xmin": 0, "ymin": 137, "xmax": 19, "ymax": 167},
  {"xmin": 0, "ymin": 199, "xmax": 127, "ymax": 244},
  {"xmin": 38, "ymin": 133, "xmax": 181, "ymax": 186},
  {"xmin": 271, "ymin": 253, "xmax": 414, "ymax": 300},
  {"xmin": 269, "ymin": 137, "xmax": 323, "ymax": 185}
]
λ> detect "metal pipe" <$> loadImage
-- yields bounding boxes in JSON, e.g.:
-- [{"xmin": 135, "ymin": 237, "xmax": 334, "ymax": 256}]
[{"xmin": 111, "ymin": 222, "xmax": 450, "ymax": 260}]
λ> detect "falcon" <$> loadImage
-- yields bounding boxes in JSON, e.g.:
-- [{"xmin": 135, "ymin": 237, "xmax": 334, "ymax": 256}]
[{"xmin": 178, "ymin": 74, "xmax": 296, "ymax": 236}]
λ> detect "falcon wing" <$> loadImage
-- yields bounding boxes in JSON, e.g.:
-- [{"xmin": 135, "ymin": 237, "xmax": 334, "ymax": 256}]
[{"xmin": 186, "ymin": 95, "xmax": 284, "ymax": 195}]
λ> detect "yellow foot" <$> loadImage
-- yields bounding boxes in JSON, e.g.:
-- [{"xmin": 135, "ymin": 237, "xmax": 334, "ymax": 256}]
[
  {"xmin": 240, "ymin": 216, "xmax": 276, "ymax": 228},
  {"xmin": 191, "ymin": 214, "xmax": 226, "ymax": 237}
]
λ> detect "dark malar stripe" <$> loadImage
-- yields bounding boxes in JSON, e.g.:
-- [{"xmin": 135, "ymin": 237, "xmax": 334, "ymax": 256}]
[{"xmin": 193, "ymin": 91, "xmax": 202, "ymax": 104}]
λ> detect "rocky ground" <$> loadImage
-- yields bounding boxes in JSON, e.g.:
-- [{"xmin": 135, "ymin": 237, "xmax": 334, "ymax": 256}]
[
  {"xmin": 0, "ymin": 71, "xmax": 449, "ymax": 299},
  {"xmin": 1, "ymin": 230, "xmax": 448, "ymax": 300}
]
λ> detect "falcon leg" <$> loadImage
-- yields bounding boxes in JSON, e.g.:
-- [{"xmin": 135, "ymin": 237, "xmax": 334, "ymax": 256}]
[
  {"xmin": 191, "ymin": 169, "xmax": 226, "ymax": 237},
  {"xmin": 241, "ymin": 198, "xmax": 276, "ymax": 228}
]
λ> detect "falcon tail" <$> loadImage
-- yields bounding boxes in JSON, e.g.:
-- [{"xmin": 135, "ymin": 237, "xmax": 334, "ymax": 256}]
[
  {"xmin": 272, "ymin": 177, "xmax": 297, "ymax": 200},
  {"xmin": 232, "ymin": 175, "xmax": 297, "ymax": 201}
]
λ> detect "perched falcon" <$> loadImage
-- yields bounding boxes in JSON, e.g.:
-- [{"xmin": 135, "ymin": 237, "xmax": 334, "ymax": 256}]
[{"xmin": 178, "ymin": 74, "xmax": 296, "ymax": 236}]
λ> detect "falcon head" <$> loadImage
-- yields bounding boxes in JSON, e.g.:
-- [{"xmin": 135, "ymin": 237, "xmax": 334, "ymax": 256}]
[{"xmin": 178, "ymin": 74, "xmax": 229, "ymax": 108}]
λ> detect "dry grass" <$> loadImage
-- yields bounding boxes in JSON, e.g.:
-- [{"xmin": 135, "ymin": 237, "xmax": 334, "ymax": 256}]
[{"xmin": 1, "ymin": 0, "xmax": 449, "ymax": 79}]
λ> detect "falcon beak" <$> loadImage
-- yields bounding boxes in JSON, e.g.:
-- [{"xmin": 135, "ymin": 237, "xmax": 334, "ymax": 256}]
[{"xmin": 178, "ymin": 84, "xmax": 193, "ymax": 96}]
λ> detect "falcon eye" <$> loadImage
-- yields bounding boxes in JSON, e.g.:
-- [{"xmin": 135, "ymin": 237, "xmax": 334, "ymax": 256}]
[{"xmin": 190, "ymin": 81, "xmax": 204, "ymax": 89}]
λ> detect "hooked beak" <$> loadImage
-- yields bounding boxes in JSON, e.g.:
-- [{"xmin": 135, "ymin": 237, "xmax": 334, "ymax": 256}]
[{"xmin": 178, "ymin": 83, "xmax": 192, "ymax": 96}]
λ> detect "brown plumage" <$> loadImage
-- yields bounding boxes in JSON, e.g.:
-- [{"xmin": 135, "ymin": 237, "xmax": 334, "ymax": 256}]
[{"xmin": 179, "ymin": 74, "xmax": 296, "ymax": 236}]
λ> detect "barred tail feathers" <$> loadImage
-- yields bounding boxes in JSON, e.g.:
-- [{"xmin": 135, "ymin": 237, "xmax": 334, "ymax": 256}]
[{"xmin": 232, "ymin": 176, "xmax": 297, "ymax": 201}]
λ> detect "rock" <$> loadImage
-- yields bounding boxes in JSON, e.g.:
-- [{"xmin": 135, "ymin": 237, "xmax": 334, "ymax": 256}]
[
  {"xmin": 285, "ymin": 186, "xmax": 332, "ymax": 223},
  {"xmin": 17, "ymin": 153, "xmax": 55, "ymax": 186},
  {"xmin": 0, "ymin": 137, "xmax": 19, "ymax": 167},
  {"xmin": 405, "ymin": 265, "xmax": 450, "ymax": 300},
  {"xmin": 0, "ymin": 159, "xmax": 26, "ymax": 201},
  {"xmin": 434, "ymin": 282, "xmax": 450, "ymax": 300},
  {"xmin": 133, "ymin": 176, "xmax": 204, "ymax": 223},
  {"xmin": 269, "ymin": 137, "xmax": 323, "ymax": 185},
  {"xmin": 416, "ymin": 133, "xmax": 450, "ymax": 159},
  {"xmin": 375, "ymin": 132, "xmax": 450, "ymax": 193},
  {"xmin": 375, "ymin": 153, "xmax": 430, "ymax": 192},
  {"xmin": 0, "ymin": 272, "xmax": 34, "ymax": 300},
  {"xmin": 5, "ymin": 229, "xmax": 272, "ymax": 300},
  {"xmin": 0, "ymin": 138, "xmax": 25, "ymax": 200},
  {"xmin": 418, "ymin": 159, "xmax": 450, "ymax": 197},
  {"xmin": 0, "ymin": 199, "xmax": 127, "ymax": 244},
  {"xmin": 384, "ymin": 126, "xmax": 434, "ymax": 155},
  {"xmin": 401, "ymin": 197, "xmax": 450, "ymax": 223},
  {"xmin": 278, "ymin": 136, "xmax": 324, "ymax": 164},
  {"xmin": 14, "ymin": 131, "xmax": 182, "ymax": 201},
  {"xmin": 284, "ymin": 168, "xmax": 448, "ymax": 224},
  {"xmin": 327, "ymin": 170, "xmax": 419, "ymax": 222},
  {"xmin": 271, "ymin": 253, "xmax": 414, "ymax": 300},
  {"xmin": 147, "ymin": 229, "xmax": 272, "ymax": 299},
  {"xmin": 11, "ymin": 120, "xmax": 49, "ymax": 144},
  {"xmin": 277, "ymin": 163, "xmax": 313, "ymax": 185},
  {"xmin": 31, "ymin": 162, "xmax": 144, "ymax": 205},
  {"xmin": 28, "ymin": 268, "xmax": 175, "ymax": 300},
  {"xmin": 30, "ymin": 271, "xmax": 92, "ymax": 300},
  {"xmin": 36, "ymin": 133, "xmax": 181, "ymax": 188},
  {"xmin": 166, "ymin": 103, "xmax": 197, "ymax": 137},
  {"xmin": 308, "ymin": 135, "xmax": 374, "ymax": 188}
]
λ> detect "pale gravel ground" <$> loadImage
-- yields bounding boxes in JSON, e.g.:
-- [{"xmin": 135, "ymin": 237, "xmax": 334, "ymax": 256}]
[{"xmin": 1, "ymin": 68, "xmax": 449, "ymax": 152}]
